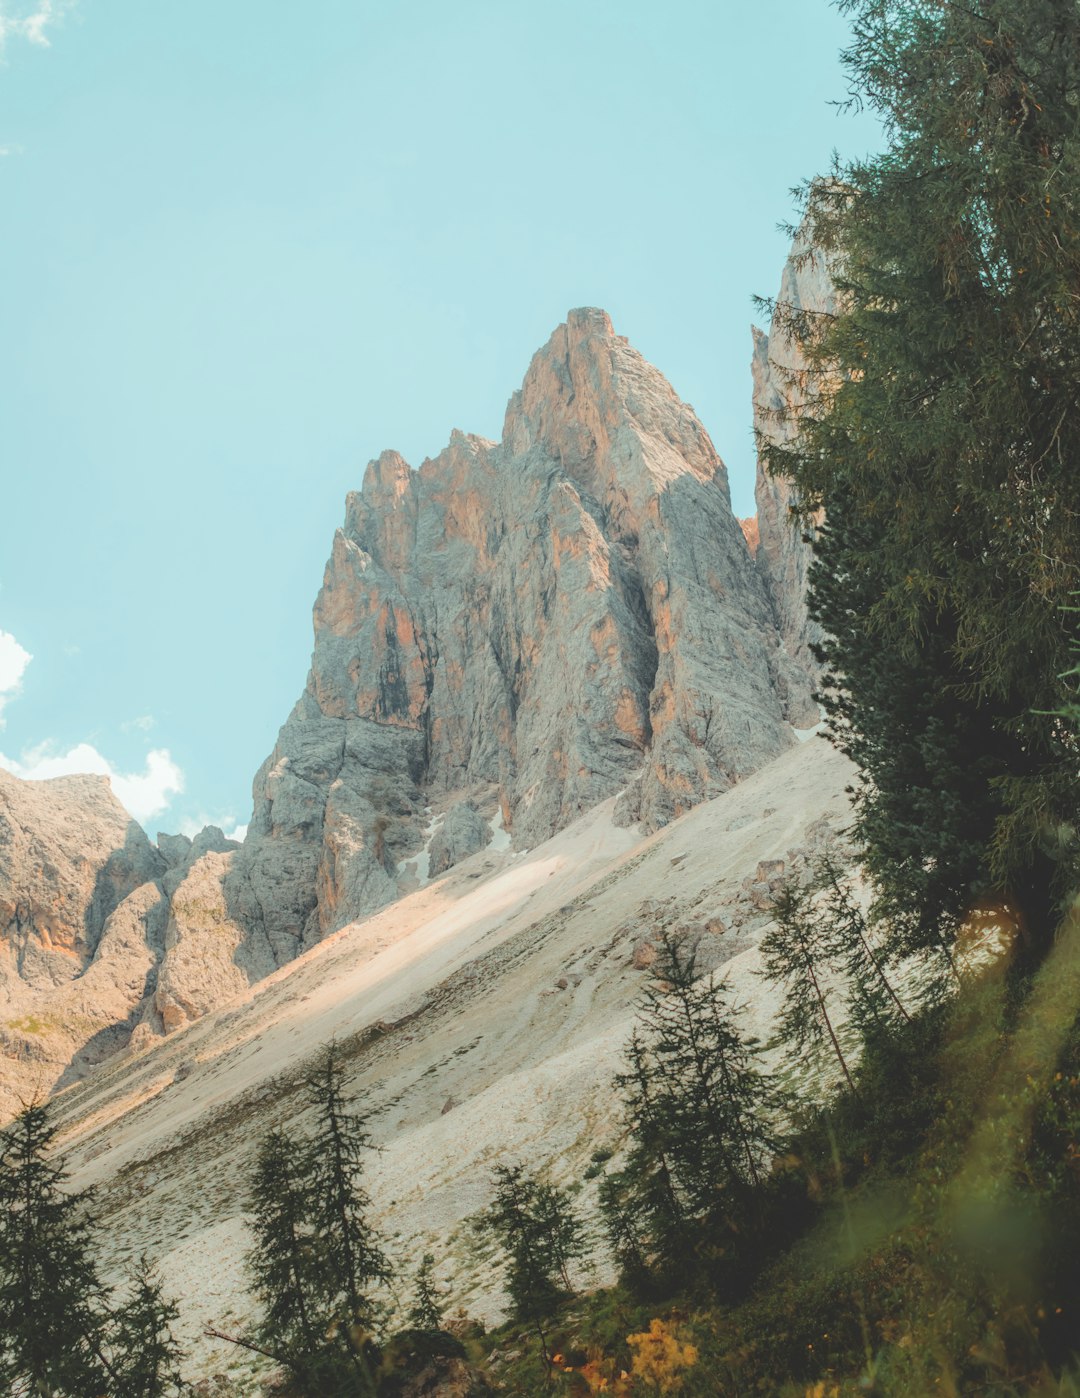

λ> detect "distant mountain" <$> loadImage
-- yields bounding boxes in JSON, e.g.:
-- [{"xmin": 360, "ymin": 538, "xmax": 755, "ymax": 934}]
[{"xmin": 0, "ymin": 274, "xmax": 831, "ymax": 1110}]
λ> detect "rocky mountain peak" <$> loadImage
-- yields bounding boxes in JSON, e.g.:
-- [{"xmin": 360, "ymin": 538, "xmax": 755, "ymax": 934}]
[
  {"xmin": 225, "ymin": 308, "xmax": 817, "ymax": 959},
  {"xmin": 0, "ymin": 288, "xmax": 826, "ymax": 1111}
]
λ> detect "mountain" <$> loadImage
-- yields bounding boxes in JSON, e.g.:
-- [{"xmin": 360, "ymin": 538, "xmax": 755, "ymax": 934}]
[
  {"xmin": 0, "ymin": 770, "xmax": 166, "ymax": 1117},
  {"xmin": 226, "ymin": 306, "xmax": 817, "ymax": 963},
  {"xmin": 0, "ymin": 294, "xmax": 825, "ymax": 1113},
  {"xmin": 0, "ymin": 768, "xmax": 249, "ymax": 1117}
]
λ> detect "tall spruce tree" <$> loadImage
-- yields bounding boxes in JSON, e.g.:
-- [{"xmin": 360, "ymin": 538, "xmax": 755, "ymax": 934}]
[
  {"xmin": 304, "ymin": 1044, "xmax": 391, "ymax": 1340},
  {"xmin": 602, "ymin": 934, "xmax": 779, "ymax": 1287},
  {"xmin": 110, "ymin": 1259, "xmax": 186, "ymax": 1398},
  {"xmin": 246, "ymin": 1127, "xmax": 325, "ymax": 1366},
  {"xmin": 0, "ymin": 1102, "xmax": 113, "ymax": 1398},
  {"xmin": 761, "ymin": 0, "xmax": 1080, "ymax": 959}
]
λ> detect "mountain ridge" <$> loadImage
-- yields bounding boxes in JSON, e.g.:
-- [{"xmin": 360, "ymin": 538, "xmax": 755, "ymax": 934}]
[{"xmin": 0, "ymin": 259, "xmax": 832, "ymax": 1115}]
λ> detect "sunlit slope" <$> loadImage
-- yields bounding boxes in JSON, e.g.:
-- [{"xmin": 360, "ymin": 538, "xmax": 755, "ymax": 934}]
[{"xmin": 49, "ymin": 738, "xmax": 854, "ymax": 1387}]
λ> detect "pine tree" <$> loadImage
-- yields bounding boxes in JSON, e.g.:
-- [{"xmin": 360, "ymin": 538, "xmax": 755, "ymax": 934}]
[
  {"xmin": 474, "ymin": 1163, "xmax": 584, "ymax": 1333},
  {"xmin": 406, "ymin": 1254, "xmax": 445, "ymax": 1333},
  {"xmin": 304, "ymin": 1043, "xmax": 391, "ymax": 1340},
  {"xmin": 0, "ymin": 1101, "xmax": 113, "ymax": 1398},
  {"xmin": 603, "ymin": 934, "xmax": 780, "ymax": 1287},
  {"xmin": 246, "ymin": 1127, "xmax": 325, "ymax": 1365},
  {"xmin": 758, "ymin": 883, "xmax": 859, "ymax": 1098},
  {"xmin": 110, "ymin": 1258, "xmax": 186, "ymax": 1398},
  {"xmin": 761, "ymin": 0, "xmax": 1080, "ymax": 961}
]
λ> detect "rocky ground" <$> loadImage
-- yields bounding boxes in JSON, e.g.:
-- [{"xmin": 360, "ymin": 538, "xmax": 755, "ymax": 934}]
[{"xmin": 46, "ymin": 737, "xmax": 854, "ymax": 1392}]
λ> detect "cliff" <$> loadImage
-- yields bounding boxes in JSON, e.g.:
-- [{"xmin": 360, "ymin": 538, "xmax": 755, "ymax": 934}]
[{"xmin": 228, "ymin": 307, "xmax": 815, "ymax": 956}]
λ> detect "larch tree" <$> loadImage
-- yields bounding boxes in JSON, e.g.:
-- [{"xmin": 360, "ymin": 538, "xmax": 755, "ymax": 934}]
[
  {"xmin": 758, "ymin": 882, "xmax": 860, "ymax": 1099},
  {"xmin": 406, "ymin": 1253, "xmax": 446, "ymax": 1334},
  {"xmin": 110, "ymin": 1258, "xmax": 187, "ymax": 1398}
]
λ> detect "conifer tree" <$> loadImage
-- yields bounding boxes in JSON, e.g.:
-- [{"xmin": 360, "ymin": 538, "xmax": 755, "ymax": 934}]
[
  {"xmin": 246, "ymin": 1126, "xmax": 325, "ymax": 1365},
  {"xmin": 236, "ymin": 1049, "xmax": 391, "ymax": 1395},
  {"xmin": 0, "ymin": 1101, "xmax": 114, "ymax": 1398},
  {"xmin": 758, "ymin": 883, "xmax": 858, "ymax": 1098},
  {"xmin": 304, "ymin": 1043, "xmax": 391, "ymax": 1341},
  {"xmin": 600, "ymin": 1029, "xmax": 690, "ymax": 1286},
  {"xmin": 406, "ymin": 1253, "xmax": 446, "ymax": 1333},
  {"xmin": 816, "ymin": 853, "xmax": 912, "ymax": 1031},
  {"xmin": 603, "ymin": 934, "xmax": 779, "ymax": 1286},
  {"xmin": 474, "ymin": 1163, "xmax": 584, "ymax": 1332},
  {"xmin": 761, "ymin": 0, "xmax": 1080, "ymax": 959},
  {"xmin": 110, "ymin": 1258, "xmax": 186, "ymax": 1398},
  {"xmin": 289, "ymin": 1043, "xmax": 391, "ymax": 1398}
]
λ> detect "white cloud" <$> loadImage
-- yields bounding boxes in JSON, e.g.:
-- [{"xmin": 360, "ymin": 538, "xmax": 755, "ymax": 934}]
[
  {"xmin": 0, "ymin": 629, "xmax": 32, "ymax": 725},
  {"xmin": 121, "ymin": 714, "xmax": 156, "ymax": 734},
  {"xmin": 0, "ymin": 0, "xmax": 75, "ymax": 54},
  {"xmin": 0, "ymin": 742, "xmax": 184, "ymax": 825},
  {"xmin": 177, "ymin": 812, "xmax": 248, "ymax": 843}
]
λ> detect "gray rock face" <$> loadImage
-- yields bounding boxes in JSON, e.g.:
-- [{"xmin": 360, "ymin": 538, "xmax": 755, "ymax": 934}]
[
  {"xmin": 0, "ymin": 769, "xmax": 164, "ymax": 991},
  {"xmin": 234, "ymin": 308, "xmax": 814, "ymax": 953},
  {"xmin": 0, "ymin": 767, "xmax": 269, "ymax": 1114},
  {"xmin": 428, "ymin": 801, "xmax": 490, "ymax": 878},
  {"xmin": 751, "ymin": 217, "xmax": 838, "ymax": 715},
  {"xmin": 0, "ymin": 770, "xmax": 166, "ymax": 1115}
]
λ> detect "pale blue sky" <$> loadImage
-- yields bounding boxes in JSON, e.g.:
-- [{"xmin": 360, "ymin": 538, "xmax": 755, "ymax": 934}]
[{"xmin": 0, "ymin": 0, "xmax": 879, "ymax": 837}]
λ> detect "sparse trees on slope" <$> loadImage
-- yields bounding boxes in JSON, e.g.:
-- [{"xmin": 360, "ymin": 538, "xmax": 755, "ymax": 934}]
[{"xmin": 761, "ymin": 0, "xmax": 1080, "ymax": 962}]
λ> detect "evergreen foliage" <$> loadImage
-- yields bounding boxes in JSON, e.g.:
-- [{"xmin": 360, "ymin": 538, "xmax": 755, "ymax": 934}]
[
  {"xmin": 0, "ymin": 1102, "xmax": 113, "ymax": 1397},
  {"xmin": 110, "ymin": 1259, "xmax": 187, "ymax": 1398},
  {"xmin": 474, "ymin": 1163, "xmax": 585, "ymax": 1324},
  {"xmin": 760, "ymin": 0, "xmax": 1080, "ymax": 959},
  {"xmin": 816, "ymin": 852, "xmax": 912, "ymax": 1032},
  {"xmin": 304, "ymin": 1043, "xmax": 392, "ymax": 1339},
  {"xmin": 406, "ymin": 1253, "xmax": 446, "ymax": 1333},
  {"xmin": 601, "ymin": 933, "xmax": 780, "ymax": 1289},
  {"xmin": 0, "ymin": 1102, "xmax": 186, "ymax": 1398},
  {"xmin": 240, "ymin": 1045, "xmax": 390, "ymax": 1395},
  {"xmin": 247, "ymin": 1127, "xmax": 325, "ymax": 1364},
  {"xmin": 759, "ymin": 879, "xmax": 858, "ymax": 1097}
]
